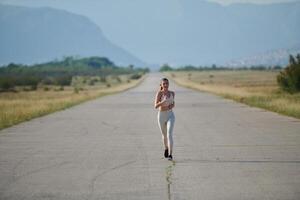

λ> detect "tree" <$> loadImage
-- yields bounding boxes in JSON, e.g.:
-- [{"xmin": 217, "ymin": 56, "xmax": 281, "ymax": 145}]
[
  {"xmin": 159, "ymin": 64, "xmax": 173, "ymax": 72},
  {"xmin": 277, "ymin": 54, "xmax": 300, "ymax": 93}
]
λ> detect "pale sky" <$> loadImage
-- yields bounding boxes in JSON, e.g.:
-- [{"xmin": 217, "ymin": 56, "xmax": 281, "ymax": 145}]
[
  {"xmin": 1, "ymin": 0, "xmax": 299, "ymax": 5},
  {"xmin": 208, "ymin": 0, "xmax": 299, "ymax": 5}
]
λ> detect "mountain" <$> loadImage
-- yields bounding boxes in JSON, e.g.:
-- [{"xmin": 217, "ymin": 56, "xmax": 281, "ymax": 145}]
[
  {"xmin": 101, "ymin": 0, "xmax": 300, "ymax": 66},
  {"xmin": 0, "ymin": 4, "xmax": 145, "ymax": 66},
  {"xmin": 22, "ymin": 0, "xmax": 297, "ymax": 66},
  {"xmin": 226, "ymin": 44, "xmax": 300, "ymax": 67},
  {"xmin": 1, "ymin": 1, "xmax": 300, "ymax": 67}
]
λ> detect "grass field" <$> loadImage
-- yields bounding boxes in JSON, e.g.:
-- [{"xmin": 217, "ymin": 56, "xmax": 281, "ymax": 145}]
[
  {"xmin": 0, "ymin": 74, "xmax": 145, "ymax": 130},
  {"xmin": 165, "ymin": 70, "xmax": 300, "ymax": 119}
]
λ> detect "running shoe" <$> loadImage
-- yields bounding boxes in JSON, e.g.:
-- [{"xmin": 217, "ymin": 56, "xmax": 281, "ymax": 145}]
[{"xmin": 164, "ymin": 149, "xmax": 168, "ymax": 158}]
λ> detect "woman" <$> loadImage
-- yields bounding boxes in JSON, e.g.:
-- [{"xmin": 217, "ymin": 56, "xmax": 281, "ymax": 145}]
[{"xmin": 154, "ymin": 78, "xmax": 175, "ymax": 160}]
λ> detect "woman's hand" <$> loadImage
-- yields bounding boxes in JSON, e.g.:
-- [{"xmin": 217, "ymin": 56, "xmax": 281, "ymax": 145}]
[
  {"xmin": 155, "ymin": 99, "xmax": 167, "ymax": 109},
  {"xmin": 168, "ymin": 102, "xmax": 175, "ymax": 109}
]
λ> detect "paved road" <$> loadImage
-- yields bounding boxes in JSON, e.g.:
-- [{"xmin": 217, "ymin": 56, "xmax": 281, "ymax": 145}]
[{"xmin": 0, "ymin": 73, "xmax": 300, "ymax": 200}]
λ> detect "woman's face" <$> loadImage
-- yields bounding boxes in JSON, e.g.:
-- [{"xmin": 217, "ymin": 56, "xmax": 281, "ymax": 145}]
[{"xmin": 161, "ymin": 80, "xmax": 169, "ymax": 90}]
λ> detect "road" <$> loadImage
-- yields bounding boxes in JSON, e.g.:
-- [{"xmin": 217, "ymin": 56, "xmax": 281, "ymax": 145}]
[{"xmin": 0, "ymin": 73, "xmax": 300, "ymax": 200}]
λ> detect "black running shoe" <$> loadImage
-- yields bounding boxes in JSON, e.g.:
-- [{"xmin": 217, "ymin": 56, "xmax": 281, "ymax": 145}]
[
  {"xmin": 164, "ymin": 149, "xmax": 168, "ymax": 158},
  {"xmin": 168, "ymin": 155, "xmax": 173, "ymax": 161}
]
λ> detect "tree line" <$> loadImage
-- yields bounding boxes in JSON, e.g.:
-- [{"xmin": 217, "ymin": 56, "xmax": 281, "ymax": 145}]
[
  {"xmin": 159, "ymin": 64, "xmax": 283, "ymax": 72},
  {"xmin": 159, "ymin": 54, "xmax": 300, "ymax": 93},
  {"xmin": 0, "ymin": 56, "xmax": 149, "ymax": 91}
]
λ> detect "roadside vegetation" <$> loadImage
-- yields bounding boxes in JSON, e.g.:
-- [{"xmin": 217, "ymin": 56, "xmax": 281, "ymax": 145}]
[
  {"xmin": 0, "ymin": 56, "xmax": 149, "ymax": 130},
  {"xmin": 162, "ymin": 54, "xmax": 300, "ymax": 119}
]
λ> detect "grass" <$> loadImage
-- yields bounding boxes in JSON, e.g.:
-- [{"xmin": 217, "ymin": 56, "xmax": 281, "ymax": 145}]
[
  {"xmin": 0, "ymin": 74, "xmax": 146, "ymax": 130},
  {"xmin": 165, "ymin": 71, "xmax": 300, "ymax": 119}
]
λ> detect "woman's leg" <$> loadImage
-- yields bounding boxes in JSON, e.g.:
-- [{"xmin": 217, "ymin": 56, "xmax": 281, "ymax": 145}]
[
  {"xmin": 167, "ymin": 111, "xmax": 175, "ymax": 155},
  {"xmin": 158, "ymin": 112, "xmax": 168, "ymax": 149}
]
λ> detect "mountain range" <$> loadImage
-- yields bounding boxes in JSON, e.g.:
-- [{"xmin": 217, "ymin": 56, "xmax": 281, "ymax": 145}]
[
  {"xmin": 0, "ymin": 4, "xmax": 145, "ymax": 66},
  {"xmin": 226, "ymin": 44, "xmax": 300, "ymax": 67},
  {"xmin": 60, "ymin": 0, "xmax": 299, "ymax": 66},
  {"xmin": 1, "ymin": 1, "xmax": 300, "ymax": 67}
]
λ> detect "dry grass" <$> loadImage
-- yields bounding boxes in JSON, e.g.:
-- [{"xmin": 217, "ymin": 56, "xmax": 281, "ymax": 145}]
[
  {"xmin": 166, "ymin": 71, "xmax": 300, "ymax": 119},
  {"xmin": 0, "ymin": 75, "xmax": 145, "ymax": 130}
]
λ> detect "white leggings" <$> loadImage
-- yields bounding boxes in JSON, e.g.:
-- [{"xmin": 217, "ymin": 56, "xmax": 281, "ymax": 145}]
[{"xmin": 157, "ymin": 110, "xmax": 175, "ymax": 155}]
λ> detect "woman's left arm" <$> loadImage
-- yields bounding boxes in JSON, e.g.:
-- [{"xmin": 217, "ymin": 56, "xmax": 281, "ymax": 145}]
[{"xmin": 169, "ymin": 92, "xmax": 175, "ymax": 109}]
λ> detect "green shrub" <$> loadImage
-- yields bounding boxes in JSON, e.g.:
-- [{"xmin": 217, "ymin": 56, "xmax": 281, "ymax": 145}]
[
  {"xmin": 30, "ymin": 85, "xmax": 38, "ymax": 90},
  {"xmin": 74, "ymin": 87, "xmax": 79, "ymax": 93},
  {"xmin": 73, "ymin": 87, "xmax": 84, "ymax": 93},
  {"xmin": 100, "ymin": 76, "xmax": 107, "ymax": 83},
  {"xmin": 277, "ymin": 54, "xmax": 300, "ymax": 93},
  {"xmin": 20, "ymin": 76, "xmax": 40, "ymax": 87},
  {"xmin": 116, "ymin": 76, "xmax": 122, "ymax": 83},
  {"xmin": 59, "ymin": 86, "xmax": 64, "ymax": 91},
  {"xmin": 130, "ymin": 73, "xmax": 141, "ymax": 80},
  {"xmin": 0, "ymin": 77, "xmax": 15, "ymax": 91},
  {"xmin": 55, "ymin": 75, "xmax": 72, "ymax": 86},
  {"xmin": 41, "ymin": 77, "xmax": 55, "ymax": 85},
  {"xmin": 44, "ymin": 87, "xmax": 50, "ymax": 91},
  {"xmin": 89, "ymin": 80, "xmax": 95, "ymax": 86}
]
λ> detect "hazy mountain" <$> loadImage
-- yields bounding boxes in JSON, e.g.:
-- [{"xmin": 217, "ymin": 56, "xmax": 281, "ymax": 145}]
[
  {"xmin": 226, "ymin": 44, "xmax": 300, "ymax": 67},
  {"xmin": 1, "ymin": 1, "xmax": 300, "ymax": 67},
  {"xmin": 0, "ymin": 4, "xmax": 145, "ymax": 66},
  {"xmin": 91, "ymin": 0, "xmax": 299, "ymax": 66},
  {"xmin": 22, "ymin": 0, "xmax": 297, "ymax": 66}
]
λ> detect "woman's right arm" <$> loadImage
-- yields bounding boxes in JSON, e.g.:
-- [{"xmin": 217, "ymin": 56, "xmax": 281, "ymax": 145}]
[{"xmin": 154, "ymin": 91, "xmax": 163, "ymax": 109}]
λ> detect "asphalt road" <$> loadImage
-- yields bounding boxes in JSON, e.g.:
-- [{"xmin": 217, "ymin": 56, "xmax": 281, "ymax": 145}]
[{"xmin": 0, "ymin": 73, "xmax": 300, "ymax": 200}]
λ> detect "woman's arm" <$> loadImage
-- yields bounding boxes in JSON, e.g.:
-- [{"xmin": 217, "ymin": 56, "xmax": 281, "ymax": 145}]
[
  {"xmin": 154, "ymin": 91, "xmax": 165, "ymax": 109},
  {"xmin": 168, "ymin": 91, "xmax": 175, "ymax": 109},
  {"xmin": 154, "ymin": 92, "xmax": 160, "ymax": 109}
]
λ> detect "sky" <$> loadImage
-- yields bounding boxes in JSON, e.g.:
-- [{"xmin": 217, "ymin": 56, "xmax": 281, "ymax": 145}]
[
  {"xmin": 208, "ymin": 0, "xmax": 299, "ymax": 5},
  {"xmin": 1, "ymin": 0, "xmax": 300, "ymax": 6}
]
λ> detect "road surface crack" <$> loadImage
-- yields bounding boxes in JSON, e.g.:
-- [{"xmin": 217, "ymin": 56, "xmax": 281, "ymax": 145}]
[{"xmin": 86, "ymin": 160, "xmax": 136, "ymax": 200}]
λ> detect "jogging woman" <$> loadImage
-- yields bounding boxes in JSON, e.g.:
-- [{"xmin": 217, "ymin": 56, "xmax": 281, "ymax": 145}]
[{"xmin": 154, "ymin": 78, "xmax": 175, "ymax": 160}]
